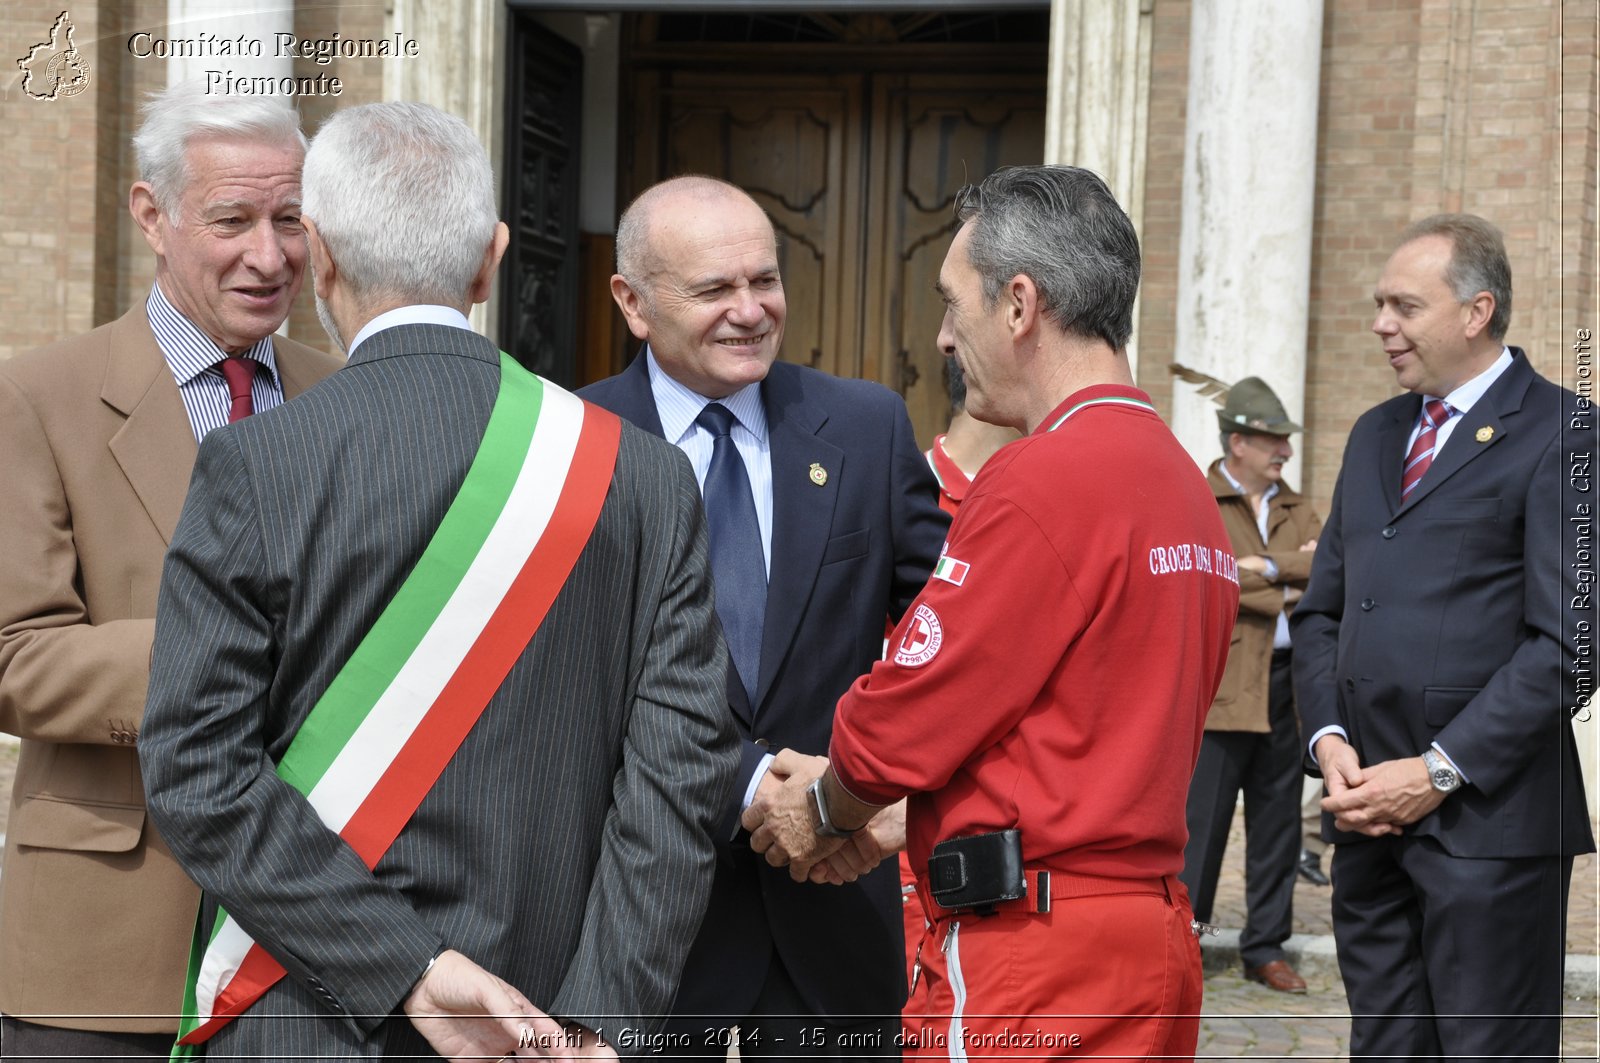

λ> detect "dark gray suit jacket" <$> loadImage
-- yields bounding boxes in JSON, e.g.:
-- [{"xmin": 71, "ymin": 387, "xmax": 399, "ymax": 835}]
[
  {"xmin": 141, "ymin": 324, "xmax": 738, "ymax": 1056},
  {"xmin": 1293, "ymin": 348, "xmax": 1594, "ymax": 858}
]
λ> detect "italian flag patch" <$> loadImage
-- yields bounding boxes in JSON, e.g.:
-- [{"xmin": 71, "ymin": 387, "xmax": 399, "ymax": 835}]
[{"xmin": 932, "ymin": 555, "xmax": 969, "ymax": 586}]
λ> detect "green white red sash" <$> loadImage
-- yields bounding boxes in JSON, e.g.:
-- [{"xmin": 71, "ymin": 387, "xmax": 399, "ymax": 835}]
[{"xmin": 171, "ymin": 353, "xmax": 620, "ymax": 1057}]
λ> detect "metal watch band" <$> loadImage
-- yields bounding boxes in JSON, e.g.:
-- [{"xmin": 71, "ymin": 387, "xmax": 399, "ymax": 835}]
[
  {"xmin": 1422, "ymin": 749, "xmax": 1461, "ymax": 793},
  {"xmin": 807, "ymin": 777, "xmax": 854, "ymax": 838}
]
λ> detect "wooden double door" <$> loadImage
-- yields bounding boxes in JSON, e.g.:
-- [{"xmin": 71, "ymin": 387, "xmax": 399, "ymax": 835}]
[{"xmin": 626, "ymin": 68, "xmax": 1045, "ymax": 444}]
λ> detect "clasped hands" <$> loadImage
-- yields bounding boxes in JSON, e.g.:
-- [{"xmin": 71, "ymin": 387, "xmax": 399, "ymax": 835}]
[
  {"xmin": 1315, "ymin": 734, "xmax": 1447, "ymax": 837},
  {"xmin": 741, "ymin": 749, "xmax": 904, "ymax": 884},
  {"xmin": 403, "ymin": 949, "xmax": 617, "ymax": 1062}
]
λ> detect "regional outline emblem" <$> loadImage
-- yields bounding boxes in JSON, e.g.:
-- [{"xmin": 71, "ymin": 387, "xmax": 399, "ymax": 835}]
[{"xmin": 17, "ymin": 11, "xmax": 92, "ymax": 102}]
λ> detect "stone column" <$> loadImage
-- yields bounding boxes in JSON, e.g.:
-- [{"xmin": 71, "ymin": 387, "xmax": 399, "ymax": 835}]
[
  {"xmin": 385, "ymin": 0, "xmax": 506, "ymax": 334},
  {"xmin": 1169, "ymin": 0, "xmax": 1323, "ymax": 479},
  {"xmin": 165, "ymin": 0, "xmax": 292, "ymax": 87},
  {"xmin": 1045, "ymin": 0, "xmax": 1154, "ymax": 377}
]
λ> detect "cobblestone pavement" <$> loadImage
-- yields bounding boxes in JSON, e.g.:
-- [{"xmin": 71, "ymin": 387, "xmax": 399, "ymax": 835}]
[{"xmin": 1198, "ymin": 803, "xmax": 1600, "ymax": 1059}]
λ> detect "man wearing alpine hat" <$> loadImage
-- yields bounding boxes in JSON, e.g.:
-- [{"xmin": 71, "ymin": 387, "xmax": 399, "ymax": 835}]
[{"xmin": 1179, "ymin": 376, "xmax": 1321, "ymax": 995}]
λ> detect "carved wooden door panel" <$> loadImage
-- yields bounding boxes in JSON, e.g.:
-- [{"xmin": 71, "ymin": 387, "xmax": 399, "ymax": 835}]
[
  {"xmin": 502, "ymin": 16, "xmax": 582, "ymax": 386},
  {"xmin": 628, "ymin": 70, "xmax": 1043, "ymax": 444},
  {"xmin": 862, "ymin": 76, "xmax": 1047, "ymax": 442}
]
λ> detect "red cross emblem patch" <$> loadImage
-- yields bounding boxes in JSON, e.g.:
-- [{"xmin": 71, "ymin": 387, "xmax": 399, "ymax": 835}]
[{"xmin": 892, "ymin": 603, "xmax": 943, "ymax": 668}]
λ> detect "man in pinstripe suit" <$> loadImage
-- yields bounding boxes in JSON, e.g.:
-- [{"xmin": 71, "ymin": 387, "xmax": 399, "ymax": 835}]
[{"xmin": 141, "ymin": 102, "xmax": 737, "ymax": 1060}]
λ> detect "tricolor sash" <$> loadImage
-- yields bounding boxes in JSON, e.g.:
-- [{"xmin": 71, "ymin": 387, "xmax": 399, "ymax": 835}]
[{"xmin": 171, "ymin": 353, "xmax": 621, "ymax": 1057}]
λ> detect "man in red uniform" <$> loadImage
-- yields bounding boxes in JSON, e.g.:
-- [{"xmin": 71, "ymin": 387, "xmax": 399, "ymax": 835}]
[
  {"xmin": 746, "ymin": 165, "xmax": 1238, "ymax": 1060},
  {"xmin": 898, "ymin": 362, "xmax": 1020, "ymax": 990}
]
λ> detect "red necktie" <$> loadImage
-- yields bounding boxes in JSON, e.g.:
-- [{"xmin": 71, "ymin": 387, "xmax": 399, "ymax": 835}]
[
  {"xmin": 1400, "ymin": 398, "xmax": 1452, "ymax": 500},
  {"xmin": 218, "ymin": 357, "xmax": 257, "ymax": 423}
]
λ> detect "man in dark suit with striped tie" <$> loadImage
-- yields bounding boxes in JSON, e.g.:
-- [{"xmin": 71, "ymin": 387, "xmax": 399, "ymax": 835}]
[
  {"xmin": 141, "ymin": 103, "xmax": 737, "ymax": 1060},
  {"xmin": 582, "ymin": 176, "xmax": 948, "ymax": 1057},
  {"xmin": 1293, "ymin": 213, "xmax": 1593, "ymax": 1059}
]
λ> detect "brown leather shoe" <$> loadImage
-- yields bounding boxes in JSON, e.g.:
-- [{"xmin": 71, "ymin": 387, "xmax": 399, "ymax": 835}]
[{"xmin": 1243, "ymin": 959, "xmax": 1308, "ymax": 993}]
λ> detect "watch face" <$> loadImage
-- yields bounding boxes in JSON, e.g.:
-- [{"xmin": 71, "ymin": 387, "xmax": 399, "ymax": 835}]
[{"xmin": 1431, "ymin": 768, "xmax": 1458, "ymax": 790}]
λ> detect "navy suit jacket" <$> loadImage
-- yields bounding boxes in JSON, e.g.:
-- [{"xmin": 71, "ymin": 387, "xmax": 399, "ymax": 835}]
[
  {"xmin": 580, "ymin": 352, "xmax": 949, "ymax": 1018},
  {"xmin": 1292, "ymin": 349, "xmax": 1594, "ymax": 858}
]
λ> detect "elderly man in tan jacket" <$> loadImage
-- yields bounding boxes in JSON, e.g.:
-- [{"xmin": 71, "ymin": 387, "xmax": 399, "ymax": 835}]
[
  {"xmin": 1179, "ymin": 377, "xmax": 1322, "ymax": 994},
  {"xmin": 0, "ymin": 83, "xmax": 339, "ymax": 1056}
]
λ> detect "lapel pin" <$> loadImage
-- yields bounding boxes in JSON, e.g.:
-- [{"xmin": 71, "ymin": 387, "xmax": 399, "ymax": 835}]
[
  {"xmin": 1475, "ymin": 426, "xmax": 1495, "ymax": 443},
  {"xmin": 809, "ymin": 462, "xmax": 828, "ymax": 487}
]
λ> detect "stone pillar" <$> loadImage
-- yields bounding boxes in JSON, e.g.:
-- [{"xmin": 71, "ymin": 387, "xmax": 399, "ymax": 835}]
[
  {"xmin": 1170, "ymin": 0, "xmax": 1323, "ymax": 479},
  {"xmin": 1045, "ymin": 0, "xmax": 1154, "ymax": 377},
  {"xmin": 165, "ymin": 0, "xmax": 292, "ymax": 87},
  {"xmin": 385, "ymin": 0, "xmax": 506, "ymax": 335}
]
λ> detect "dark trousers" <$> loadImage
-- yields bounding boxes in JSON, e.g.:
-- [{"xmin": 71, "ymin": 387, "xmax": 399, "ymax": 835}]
[
  {"xmin": 1180, "ymin": 648, "xmax": 1300, "ymax": 967},
  {"xmin": 657, "ymin": 948, "xmax": 897, "ymax": 1062},
  {"xmin": 1332, "ymin": 835, "xmax": 1571, "ymax": 1061},
  {"xmin": 1, "ymin": 1015, "xmax": 171, "ymax": 1059}
]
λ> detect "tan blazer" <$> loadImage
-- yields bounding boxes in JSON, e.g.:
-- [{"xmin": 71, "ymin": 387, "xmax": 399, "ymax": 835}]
[
  {"xmin": 1204, "ymin": 459, "xmax": 1322, "ymax": 734},
  {"xmin": 0, "ymin": 306, "xmax": 340, "ymax": 1033}
]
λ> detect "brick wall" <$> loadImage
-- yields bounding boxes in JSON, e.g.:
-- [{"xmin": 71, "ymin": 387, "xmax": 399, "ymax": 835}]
[
  {"xmin": 1, "ymin": 1, "xmax": 111, "ymax": 358},
  {"xmin": 1137, "ymin": 0, "xmax": 1597, "ymax": 517},
  {"xmin": 1133, "ymin": 0, "xmax": 1190, "ymax": 426}
]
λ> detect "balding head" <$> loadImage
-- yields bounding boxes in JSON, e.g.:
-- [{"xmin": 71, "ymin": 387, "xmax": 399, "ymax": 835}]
[
  {"xmin": 609, "ymin": 176, "xmax": 785, "ymax": 398},
  {"xmin": 615, "ymin": 175, "xmax": 764, "ymax": 299}
]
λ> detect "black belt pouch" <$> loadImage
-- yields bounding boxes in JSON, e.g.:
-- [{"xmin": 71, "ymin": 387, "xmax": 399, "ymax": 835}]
[{"xmin": 927, "ymin": 828, "xmax": 1026, "ymax": 913}]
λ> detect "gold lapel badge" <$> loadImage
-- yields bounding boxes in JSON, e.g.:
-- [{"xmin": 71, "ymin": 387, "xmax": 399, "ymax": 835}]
[
  {"xmin": 1475, "ymin": 426, "xmax": 1495, "ymax": 443},
  {"xmin": 809, "ymin": 462, "xmax": 828, "ymax": 487}
]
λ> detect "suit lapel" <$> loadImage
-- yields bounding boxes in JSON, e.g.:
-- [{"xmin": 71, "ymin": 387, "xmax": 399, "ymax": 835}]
[
  {"xmin": 103, "ymin": 309, "xmax": 198, "ymax": 546},
  {"xmin": 1396, "ymin": 353, "xmax": 1532, "ymax": 516},
  {"xmin": 613, "ymin": 351, "xmax": 667, "ymax": 436},
  {"xmin": 756, "ymin": 365, "xmax": 842, "ymax": 710},
  {"xmin": 1376, "ymin": 397, "xmax": 1416, "ymax": 517},
  {"xmin": 276, "ymin": 336, "xmax": 336, "ymax": 399}
]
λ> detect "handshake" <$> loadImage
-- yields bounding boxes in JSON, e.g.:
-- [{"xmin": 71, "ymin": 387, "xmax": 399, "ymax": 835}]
[{"xmin": 740, "ymin": 749, "xmax": 906, "ymax": 885}]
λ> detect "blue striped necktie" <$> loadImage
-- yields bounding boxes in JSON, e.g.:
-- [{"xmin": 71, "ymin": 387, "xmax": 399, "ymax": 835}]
[{"xmin": 696, "ymin": 402, "xmax": 766, "ymax": 705}]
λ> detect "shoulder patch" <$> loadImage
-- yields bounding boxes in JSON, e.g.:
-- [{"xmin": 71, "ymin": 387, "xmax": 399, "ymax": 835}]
[
  {"xmin": 932, "ymin": 555, "xmax": 969, "ymax": 586},
  {"xmin": 893, "ymin": 603, "xmax": 944, "ymax": 668}
]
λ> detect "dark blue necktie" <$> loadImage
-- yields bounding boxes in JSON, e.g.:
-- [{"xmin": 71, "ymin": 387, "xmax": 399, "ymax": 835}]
[{"xmin": 696, "ymin": 403, "xmax": 766, "ymax": 705}]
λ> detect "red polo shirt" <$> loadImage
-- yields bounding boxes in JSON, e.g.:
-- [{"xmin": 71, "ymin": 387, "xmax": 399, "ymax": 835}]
[{"xmin": 831, "ymin": 385, "xmax": 1238, "ymax": 880}]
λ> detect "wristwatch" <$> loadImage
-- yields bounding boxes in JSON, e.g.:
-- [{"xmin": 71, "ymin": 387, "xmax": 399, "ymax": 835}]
[
  {"xmin": 1422, "ymin": 749, "xmax": 1461, "ymax": 794},
  {"xmin": 807, "ymin": 777, "xmax": 855, "ymax": 838}
]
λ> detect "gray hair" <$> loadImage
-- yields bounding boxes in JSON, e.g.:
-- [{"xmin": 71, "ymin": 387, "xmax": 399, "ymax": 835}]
[
  {"xmin": 1397, "ymin": 213, "xmax": 1513, "ymax": 341},
  {"xmin": 953, "ymin": 166, "xmax": 1141, "ymax": 350},
  {"xmin": 132, "ymin": 80, "xmax": 306, "ymax": 218},
  {"xmin": 615, "ymin": 175, "xmax": 762, "ymax": 298},
  {"xmin": 302, "ymin": 102, "xmax": 498, "ymax": 308}
]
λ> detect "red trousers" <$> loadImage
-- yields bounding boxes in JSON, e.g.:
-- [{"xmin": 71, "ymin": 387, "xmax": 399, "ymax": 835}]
[{"xmin": 902, "ymin": 875, "xmax": 1201, "ymax": 1061}]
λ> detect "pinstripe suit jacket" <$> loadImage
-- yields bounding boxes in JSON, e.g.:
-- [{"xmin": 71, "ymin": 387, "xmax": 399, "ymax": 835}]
[{"xmin": 140, "ymin": 323, "xmax": 738, "ymax": 1056}]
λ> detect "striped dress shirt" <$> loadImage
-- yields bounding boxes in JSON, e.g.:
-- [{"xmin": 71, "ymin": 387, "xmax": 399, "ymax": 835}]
[{"xmin": 146, "ymin": 285, "xmax": 285, "ymax": 442}]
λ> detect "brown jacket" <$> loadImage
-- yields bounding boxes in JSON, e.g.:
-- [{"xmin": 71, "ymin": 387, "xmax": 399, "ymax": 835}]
[
  {"xmin": 0, "ymin": 306, "xmax": 340, "ymax": 1032},
  {"xmin": 1205, "ymin": 459, "xmax": 1322, "ymax": 733}
]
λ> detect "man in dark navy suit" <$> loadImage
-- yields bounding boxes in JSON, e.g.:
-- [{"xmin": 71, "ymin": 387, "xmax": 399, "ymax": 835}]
[
  {"xmin": 1293, "ymin": 213, "xmax": 1594, "ymax": 1059},
  {"xmin": 580, "ymin": 176, "xmax": 948, "ymax": 1058}
]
